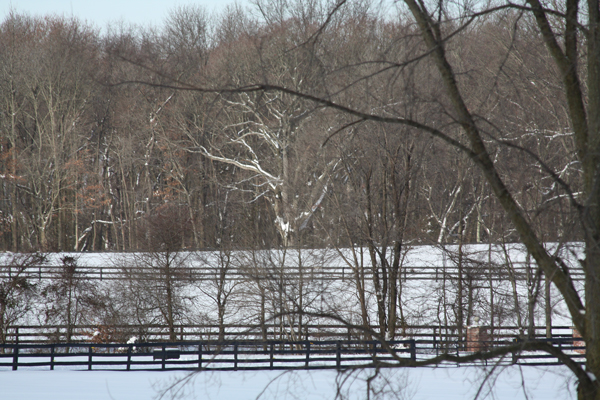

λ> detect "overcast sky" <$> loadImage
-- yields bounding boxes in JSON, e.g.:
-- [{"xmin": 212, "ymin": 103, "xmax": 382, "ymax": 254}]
[{"xmin": 2, "ymin": 0, "xmax": 250, "ymax": 30}]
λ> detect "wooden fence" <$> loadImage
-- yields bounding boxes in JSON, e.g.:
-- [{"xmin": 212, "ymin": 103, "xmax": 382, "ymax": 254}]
[
  {"xmin": 0, "ymin": 337, "xmax": 584, "ymax": 371},
  {"xmin": 2, "ymin": 324, "xmax": 577, "ymax": 346},
  {"xmin": 0, "ymin": 339, "xmax": 416, "ymax": 371},
  {"xmin": 0, "ymin": 262, "xmax": 585, "ymax": 282}
]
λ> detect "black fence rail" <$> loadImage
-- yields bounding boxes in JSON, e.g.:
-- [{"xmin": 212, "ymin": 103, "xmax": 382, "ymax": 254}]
[
  {"xmin": 3, "ymin": 324, "xmax": 577, "ymax": 346},
  {"xmin": 417, "ymin": 336, "xmax": 586, "ymax": 365},
  {"xmin": 507, "ymin": 337, "xmax": 586, "ymax": 366},
  {"xmin": 0, "ymin": 337, "xmax": 585, "ymax": 371},
  {"xmin": 0, "ymin": 262, "xmax": 585, "ymax": 282},
  {"xmin": 0, "ymin": 340, "xmax": 416, "ymax": 371}
]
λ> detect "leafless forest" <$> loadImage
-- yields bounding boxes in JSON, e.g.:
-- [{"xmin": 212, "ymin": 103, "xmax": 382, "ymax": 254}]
[{"xmin": 0, "ymin": 3, "xmax": 580, "ymax": 253}]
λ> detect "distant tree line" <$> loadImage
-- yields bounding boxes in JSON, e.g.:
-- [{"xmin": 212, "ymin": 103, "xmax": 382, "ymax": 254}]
[{"xmin": 0, "ymin": 3, "xmax": 579, "ymax": 252}]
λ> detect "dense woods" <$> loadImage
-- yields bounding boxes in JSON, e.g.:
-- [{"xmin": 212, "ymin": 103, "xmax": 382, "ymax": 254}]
[{"xmin": 0, "ymin": 3, "xmax": 579, "ymax": 252}]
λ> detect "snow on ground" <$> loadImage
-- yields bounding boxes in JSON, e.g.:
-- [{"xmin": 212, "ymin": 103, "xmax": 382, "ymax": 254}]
[
  {"xmin": 0, "ymin": 244, "xmax": 582, "ymax": 400},
  {"xmin": 1, "ymin": 243, "xmax": 584, "ymax": 331},
  {"xmin": 0, "ymin": 365, "xmax": 576, "ymax": 400}
]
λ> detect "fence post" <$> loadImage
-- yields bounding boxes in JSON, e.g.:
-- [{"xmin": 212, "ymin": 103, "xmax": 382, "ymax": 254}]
[
  {"xmin": 336, "ymin": 341, "xmax": 341, "ymax": 369},
  {"xmin": 127, "ymin": 345, "xmax": 132, "ymax": 371},
  {"xmin": 305, "ymin": 341, "xmax": 310, "ymax": 367},
  {"xmin": 12, "ymin": 345, "xmax": 18, "ymax": 371},
  {"xmin": 50, "ymin": 344, "xmax": 55, "ymax": 370},
  {"xmin": 198, "ymin": 344, "xmax": 202, "ymax": 369},
  {"xmin": 512, "ymin": 337, "xmax": 521, "ymax": 364},
  {"xmin": 88, "ymin": 346, "xmax": 93, "ymax": 370},
  {"xmin": 372, "ymin": 342, "xmax": 377, "ymax": 361},
  {"xmin": 162, "ymin": 345, "xmax": 166, "ymax": 370},
  {"xmin": 234, "ymin": 343, "xmax": 238, "ymax": 370},
  {"xmin": 409, "ymin": 339, "xmax": 416, "ymax": 363},
  {"xmin": 269, "ymin": 342, "xmax": 274, "ymax": 369}
]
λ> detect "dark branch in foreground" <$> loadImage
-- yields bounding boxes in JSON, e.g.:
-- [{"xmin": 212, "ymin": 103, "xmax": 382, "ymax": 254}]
[{"xmin": 272, "ymin": 311, "xmax": 593, "ymax": 389}]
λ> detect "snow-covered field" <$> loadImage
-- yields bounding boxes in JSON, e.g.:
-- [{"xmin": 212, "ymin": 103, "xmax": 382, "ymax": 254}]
[
  {"xmin": 1, "ymin": 243, "xmax": 584, "ymax": 335},
  {"xmin": 0, "ymin": 365, "xmax": 576, "ymax": 400},
  {"xmin": 0, "ymin": 244, "xmax": 583, "ymax": 399}
]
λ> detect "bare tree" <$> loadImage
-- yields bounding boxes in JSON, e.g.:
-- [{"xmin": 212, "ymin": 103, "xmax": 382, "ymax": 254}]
[
  {"xmin": 114, "ymin": 205, "xmax": 194, "ymax": 341},
  {"xmin": 176, "ymin": 5, "xmax": 339, "ymax": 247},
  {"xmin": 41, "ymin": 256, "xmax": 108, "ymax": 343},
  {"xmin": 0, "ymin": 252, "xmax": 45, "ymax": 344},
  {"xmin": 194, "ymin": 250, "xmax": 242, "ymax": 342}
]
